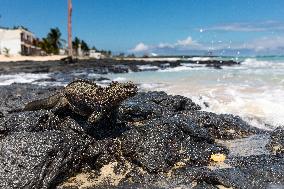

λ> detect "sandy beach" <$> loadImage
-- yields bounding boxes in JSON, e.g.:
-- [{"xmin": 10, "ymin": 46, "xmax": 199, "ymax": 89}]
[{"xmin": 0, "ymin": 55, "xmax": 67, "ymax": 62}]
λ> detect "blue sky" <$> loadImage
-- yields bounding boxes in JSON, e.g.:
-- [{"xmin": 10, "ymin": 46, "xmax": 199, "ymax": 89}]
[{"xmin": 1, "ymin": 0, "xmax": 284, "ymax": 55}]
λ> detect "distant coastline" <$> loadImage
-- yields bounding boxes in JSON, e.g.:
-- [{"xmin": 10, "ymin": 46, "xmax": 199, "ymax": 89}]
[
  {"xmin": 0, "ymin": 54, "xmax": 218, "ymax": 63},
  {"xmin": 0, "ymin": 56, "xmax": 239, "ymax": 75}
]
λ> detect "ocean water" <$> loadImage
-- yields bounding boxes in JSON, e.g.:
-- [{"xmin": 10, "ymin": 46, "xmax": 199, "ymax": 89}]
[
  {"xmin": 107, "ymin": 56, "xmax": 284, "ymax": 130},
  {"xmin": 0, "ymin": 56, "xmax": 283, "ymax": 130}
]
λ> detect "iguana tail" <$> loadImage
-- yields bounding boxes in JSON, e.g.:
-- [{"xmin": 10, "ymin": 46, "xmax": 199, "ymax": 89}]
[{"xmin": 9, "ymin": 94, "xmax": 62, "ymax": 113}]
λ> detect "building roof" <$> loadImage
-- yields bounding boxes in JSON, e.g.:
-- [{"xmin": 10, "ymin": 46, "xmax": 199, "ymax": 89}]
[{"xmin": 0, "ymin": 27, "xmax": 35, "ymax": 36}]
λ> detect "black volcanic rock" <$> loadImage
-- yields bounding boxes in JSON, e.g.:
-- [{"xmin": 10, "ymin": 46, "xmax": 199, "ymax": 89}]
[
  {"xmin": 205, "ymin": 64, "xmax": 222, "ymax": 69},
  {"xmin": 93, "ymin": 66, "xmax": 109, "ymax": 74},
  {"xmin": 0, "ymin": 112, "xmax": 96, "ymax": 189},
  {"xmin": 0, "ymin": 83, "xmax": 281, "ymax": 189},
  {"xmin": 118, "ymin": 91, "xmax": 201, "ymax": 122},
  {"xmin": 111, "ymin": 154, "xmax": 284, "ymax": 189},
  {"xmin": 33, "ymin": 77, "xmax": 57, "ymax": 83},
  {"xmin": 0, "ymin": 58, "xmax": 240, "ymax": 75},
  {"xmin": 185, "ymin": 111, "xmax": 263, "ymax": 140},
  {"xmin": 201, "ymin": 155, "xmax": 284, "ymax": 188},
  {"xmin": 0, "ymin": 83, "xmax": 61, "ymax": 114},
  {"xmin": 197, "ymin": 60, "xmax": 240, "ymax": 66},
  {"xmin": 94, "ymin": 77, "xmax": 110, "ymax": 82},
  {"xmin": 168, "ymin": 114, "xmax": 214, "ymax": 143},
  {"xmin": 193, "ymin": 182, "xmax": 219, "ymax": 189},
  {"xmin": 121, "ymin": 118, "xmax": 227, "ymax": 173},
  {"xmin": 109, "ymin": 65, "xmax": 129, "ymax": 73},
  {"xmin": 266, "ymin": 127, "xmax": 284, "ymax": 155}
]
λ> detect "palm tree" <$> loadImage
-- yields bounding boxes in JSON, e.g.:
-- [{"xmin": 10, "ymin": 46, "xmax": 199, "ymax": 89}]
[
  {"xmin": 38, "ymin": 28, "xmax": 63, "ymax": 55},
  {"xmin": 72, "ymin": 37, "xmax": 81, "ymax": 55},
  {"xmin": 47, "ymin": 28, "xmax": 62, "ymax": 54},
  {"xmin": 39, "ymin": 38, "xmax": 53, "ymax": 54},
  {"xmin": 81, "ymin": 40, "xmax": 89, "ymax": 54}
]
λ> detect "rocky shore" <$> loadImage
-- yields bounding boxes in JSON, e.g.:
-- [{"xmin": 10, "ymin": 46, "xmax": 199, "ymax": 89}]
[
  {"xmin": 0, "ymin": 58, "xmax": 240, "ymax": 75},
  {"xmin": 0, "ymin": 82, "xmax": 283, "ymax": 189}
]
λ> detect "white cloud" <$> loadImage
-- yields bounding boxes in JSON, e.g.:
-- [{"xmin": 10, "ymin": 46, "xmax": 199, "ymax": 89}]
[
  {"xmin": 176, "ymin": 36, "xmax": 195, "ymax": 46},
  {"xmin": 131, "ymin": 42, "xmax": 150, "ymax": 52},
  {"xmin": 208, "ymin": 24, "xmax": 265, "ymax": 32},
  {"xmin": 157, "ymin": 43, "xmax": 174, "ymax": 49},
  {"xmin": 245, "ymin": 36, "xmax": 284, "ymax": 52},
  {"xmin": 129, "ymin": 35, "xmax": 284, "ymax": 55},
  {"xmin": 205, "ymin": 20, "xmax": 284, "ymax": 32},
  {"xmin": 130, "ymin": 36, "xmax": 202, "ymax": 53},
  {"xmin": 150, "ymin": 53, "xmax": 158, "ymax": 57}
]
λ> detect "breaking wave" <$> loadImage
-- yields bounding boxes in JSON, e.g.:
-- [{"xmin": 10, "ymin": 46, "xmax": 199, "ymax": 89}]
[{"xmin": 0, "ymin": 73, "xmax": 51, "ymax": 86}]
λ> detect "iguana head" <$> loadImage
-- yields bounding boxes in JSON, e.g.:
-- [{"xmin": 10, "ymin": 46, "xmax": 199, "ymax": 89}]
[{"xmin": 109, "ymin": 81, "xmax": 138, "ymax": 101}]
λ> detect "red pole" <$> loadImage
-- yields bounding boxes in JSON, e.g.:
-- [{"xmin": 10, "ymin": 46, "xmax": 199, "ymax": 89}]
[{"xmin": 68, "ymin": 0, "xmax": 73, "ymax": 57}]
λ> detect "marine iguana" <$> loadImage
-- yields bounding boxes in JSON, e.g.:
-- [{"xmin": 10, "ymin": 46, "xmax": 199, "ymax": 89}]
[{"xmin": 10, "ymin": 79, "xmax": 138, "ymax": 124}]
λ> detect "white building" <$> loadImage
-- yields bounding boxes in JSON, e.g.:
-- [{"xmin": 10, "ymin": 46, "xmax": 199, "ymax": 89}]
[
  {"xmin": 89, "ymin": 49, "xmax": 104, "ymax": 59},
  {"xmin": 0, "ymin": 27, "xmax": 41, "ymax": 56}
]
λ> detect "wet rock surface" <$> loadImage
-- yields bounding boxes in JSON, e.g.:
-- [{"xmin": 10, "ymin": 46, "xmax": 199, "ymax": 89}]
[{"xmin": 0, "ymin": 83, "xmax": 282, "ymax": 189}]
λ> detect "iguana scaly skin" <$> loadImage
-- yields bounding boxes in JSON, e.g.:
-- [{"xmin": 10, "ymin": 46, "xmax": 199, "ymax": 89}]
[{"xmin": 12, "ymin": 79, "xmax": 138, "ymax": 124}]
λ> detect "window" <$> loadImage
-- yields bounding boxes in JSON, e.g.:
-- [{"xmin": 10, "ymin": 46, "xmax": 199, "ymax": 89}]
[{"xmin": 20, "ymin": 33, "xmax": 24, "ymax": 41}]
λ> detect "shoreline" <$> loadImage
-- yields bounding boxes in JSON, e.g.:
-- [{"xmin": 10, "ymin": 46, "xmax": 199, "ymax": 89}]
[
  {"xmin": 0, "ymin": 56, "xmax": 240, "ymax": 75},
  {"xmin": 0, "ymin": 55, "xmax": 221, "ymax": 63}
]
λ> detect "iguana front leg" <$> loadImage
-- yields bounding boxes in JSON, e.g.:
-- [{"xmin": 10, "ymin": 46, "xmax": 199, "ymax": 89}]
[
  {"xmin": 52, "ymin": 96, "xmax": 70, "ymax": 113},
  {"xmin": 88, "ymin": 110, "xmax": 104, "ymax": 124},
  {"xmin": 44, "ymin": 96, "xmax": 70, "ymax": 129}
]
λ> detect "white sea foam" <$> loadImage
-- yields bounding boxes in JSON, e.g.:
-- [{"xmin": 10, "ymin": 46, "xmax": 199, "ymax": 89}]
[
  {"xmin": 180, "ymin": 63, "xmax": 206, "ymax": 67},
  {"xmin": 241, "ymin": 58, "xmax": 275, "ymax": 68},
  {"xmin": 168, "ymin": 85, "xmax": 284, "ymax": 130},
  {"xmin": 158, "ymin": 66, "xmax": 190, "ymax": 72},
  {"xmin": 139, "ymin": 83, "xmax": 166, "ymax": 90},
  {"xmin": 158, "ymin": 65, "xmax": 207, "ymax": 72},
  {"xmin": 137, "ymin": 65, "xmax": 159, "ymax": 71},
  {"xmin": 0, "ymin": 73, "xmax": 51, "ymax": 86},
  {"xmin": 204, "ymin": 86, "xmax": 284, "ymax": 130},
  {"xmin": 186, "ymin": 57, "xmax": 213, "ymax": 61},
  {"xmin": 113, "ymin": 77, "xmax": 127, "ymax": 82},
  {"xmin": 242, "ymin": 58, "xmax": 284, "ymax": 68},
  {"xmin": 158, "ymin": 62, "xmax": 211, "ymax": 72}
]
